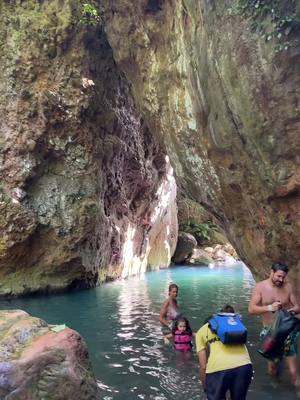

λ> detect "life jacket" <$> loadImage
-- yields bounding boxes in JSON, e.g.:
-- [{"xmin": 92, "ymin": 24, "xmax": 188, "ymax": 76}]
[
  {"xmin": 173, "ymin": 330, "xmax": 193, "ymax": 351},
  {"xmin": 208, "ymin": 313, "xmax": 247, "ymax": 345}
]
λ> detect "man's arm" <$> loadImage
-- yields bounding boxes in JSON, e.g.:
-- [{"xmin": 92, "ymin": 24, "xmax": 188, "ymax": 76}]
[
  {"xmin": 288, "ymin": 286, "xmax": 300, "ymax": 314},
  {"xmin": 248, "ymin": 284, "xmax": 281, "ymax": 314},
  {"xmin": 198, "ymin": 350, "xmax": 207, "ymax": 391}
]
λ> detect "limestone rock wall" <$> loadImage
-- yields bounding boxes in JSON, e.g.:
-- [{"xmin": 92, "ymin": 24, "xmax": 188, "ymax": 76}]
[
  {"xmin": 1, "ymin": 0, "xmax": 299, "ymax": 294},
  {"xmin": 103, "ymin": 0, "xmax": 300, "ymax": 284},
  {"xmin": 0, "ymin": 1, "xmax": 177, "ymax": 296}
]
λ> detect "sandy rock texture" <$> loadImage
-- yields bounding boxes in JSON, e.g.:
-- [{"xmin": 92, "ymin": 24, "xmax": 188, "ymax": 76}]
[
  {"xmin": 103, "ymin": 0, "xmax": 300, "ymax": 285},
  {"xmin": 0, "ymin": 310, "xmax": 100, "ymax": 399},
  {"xmin": 0, "ymin": 1, "xmax": 177, "ymax": 295}
]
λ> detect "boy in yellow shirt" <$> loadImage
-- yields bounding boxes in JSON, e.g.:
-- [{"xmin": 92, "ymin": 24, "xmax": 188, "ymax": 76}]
[{"xmin": 196, "ymin": 305, "xmax": 253, "ymax": 400}]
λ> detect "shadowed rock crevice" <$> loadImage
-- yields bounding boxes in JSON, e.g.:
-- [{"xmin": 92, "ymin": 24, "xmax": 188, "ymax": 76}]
[{"xmin": 145, "ymin": 0, "xmax": 165, "ymax": 13}]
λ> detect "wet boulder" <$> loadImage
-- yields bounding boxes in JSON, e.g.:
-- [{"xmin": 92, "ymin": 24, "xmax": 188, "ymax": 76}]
[
  {"xmin": 172, "ymin": 232, "xmax": 197, "ymax": 264},
  {"xmin": 188, "ymin": 248, "xmax": 214, "ymax": 265},
  {"xmin": 0, "ymin": 310, "xmax": 100, "ymax": 400}
]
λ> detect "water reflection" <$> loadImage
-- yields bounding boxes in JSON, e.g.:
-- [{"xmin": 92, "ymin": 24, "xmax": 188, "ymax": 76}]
[
  {"xmin": 96, "ymin": 263, "xmax": 299, "ymax": 399},
  {"xmin": 105, "ymin": 274, "xmax": 204, "ymax": 399}
]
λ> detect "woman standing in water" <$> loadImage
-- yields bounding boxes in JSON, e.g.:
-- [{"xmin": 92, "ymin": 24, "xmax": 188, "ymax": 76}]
[{"xmin": 160, "ymin": 283, "xmax": 180, "ymax": 330}]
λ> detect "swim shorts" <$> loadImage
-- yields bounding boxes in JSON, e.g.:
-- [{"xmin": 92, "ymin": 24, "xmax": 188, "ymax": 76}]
[{"xmin": 206, "ymin": 364, "xmax": 253, "ymax": 400}]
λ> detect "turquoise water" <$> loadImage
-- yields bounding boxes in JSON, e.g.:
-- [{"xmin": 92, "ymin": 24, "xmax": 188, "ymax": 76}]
[{"xmin": 0, "ymin": 262, "xmax": 299, "ymax": 399}]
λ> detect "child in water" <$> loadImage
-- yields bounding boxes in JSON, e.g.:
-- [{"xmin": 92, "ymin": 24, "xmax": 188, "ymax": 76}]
[{"xmin": 164, "ymin": 317, "xmax": 194, "ymax": 352}]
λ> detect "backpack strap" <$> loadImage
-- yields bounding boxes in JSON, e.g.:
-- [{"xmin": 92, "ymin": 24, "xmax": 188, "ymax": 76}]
[
  {"xmin": 207, "ymin": 337, "xmax": 220, "ymax": 344},
  {"xmin": 206, "ymin": 324, "xmax": 220, "ymax": 345}
]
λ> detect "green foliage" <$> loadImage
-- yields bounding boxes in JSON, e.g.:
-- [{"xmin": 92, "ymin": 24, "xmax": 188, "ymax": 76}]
[
  {"xmin": 180, "ymin": 222, "xmax": 217, "ymax": 245},
  {"xmin": 228, "ymin": 0, "xmax": 300, "ymax": 51},
  {"xmin": 80, "ymin": 3, "xmax": 101, "ymax": 26}
]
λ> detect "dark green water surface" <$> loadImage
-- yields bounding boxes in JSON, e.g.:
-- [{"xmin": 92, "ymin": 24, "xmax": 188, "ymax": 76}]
[{"xmin": 0, "ymin": 262, "xmax": 299, "ymax": 399}]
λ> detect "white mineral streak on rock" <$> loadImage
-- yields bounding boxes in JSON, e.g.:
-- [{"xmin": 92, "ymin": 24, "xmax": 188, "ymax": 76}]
[
  {"xmin": 121, "ymin": 156, "xmax": 177, "ymax": 278},
  {"xmin": 146, "ymin": 156, "xmax": 178, "ymax": 269}
]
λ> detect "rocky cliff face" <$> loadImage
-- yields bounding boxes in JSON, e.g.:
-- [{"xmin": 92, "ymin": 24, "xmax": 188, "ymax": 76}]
[
  {"xmin": 1, "ymin": 0, "xmax": 299, "ymax": 295},
  {"xmin": 0, "ymin": 1, "xmax": 177, "ymax": 296},
  {"xmin": 103, "ymin": 0, "xmax": 300, "ymax": 285}
]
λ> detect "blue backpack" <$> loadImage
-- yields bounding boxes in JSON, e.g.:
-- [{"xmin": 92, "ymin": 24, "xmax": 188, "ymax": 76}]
[{"xmin": 208, "ymin": 313, "xmax": 247, "ymax": 345}]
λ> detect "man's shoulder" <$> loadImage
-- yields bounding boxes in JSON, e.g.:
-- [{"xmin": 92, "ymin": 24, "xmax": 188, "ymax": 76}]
[
  {"xmin": 254, "ymin": 279, "xmax": 269, "ymax": 290},
  {"xmin": 285, "ymin": 280, "xmax": 293, "ymax": 288},
  {"xmin": 284, "ymin": 281, "xmax": 294, "ymax": 292}
]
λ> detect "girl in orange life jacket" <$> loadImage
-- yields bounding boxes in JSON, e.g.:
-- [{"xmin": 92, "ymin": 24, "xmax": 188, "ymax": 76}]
[{"xmin": 164, "ymin": 317, "xmax": 194, "ymax": 352}]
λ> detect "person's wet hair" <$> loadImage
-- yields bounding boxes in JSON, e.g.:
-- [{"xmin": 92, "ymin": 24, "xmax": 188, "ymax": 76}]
[
  {"xmin": 220, "ymin": 304, "xmax": 235, "ymax": 313},
  {"xmin": 203, "ymin": 304, "xmax": 235, "ymax": 324},
  {"xmin": 172, "ymin": 316, "xmax": 192, "ymax": 334},
  {"xmin": 271, "ymin": 262, "xmax": 289, "ymax": 273},
  {"xmin": 168, "ymin": 283, "xmax": 178, "ymax": 293}
]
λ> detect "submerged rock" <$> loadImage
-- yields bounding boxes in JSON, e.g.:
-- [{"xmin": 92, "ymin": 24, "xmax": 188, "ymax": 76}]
[{"xmin": 0, "ymin": 310, "xmax": 100, "ymax": 400}]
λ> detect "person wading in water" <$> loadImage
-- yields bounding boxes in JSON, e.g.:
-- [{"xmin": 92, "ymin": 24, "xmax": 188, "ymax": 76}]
[
  {"xmin": 160, "ymin": 283, "xmax": 180, "ymax": 331},
  {"xmin": 196, "ymin": 305, "xmax": 253, "ymax": 400},
  {"xmin": 248, "ymin": 262, "xmax": 300, "ymax": 388}
]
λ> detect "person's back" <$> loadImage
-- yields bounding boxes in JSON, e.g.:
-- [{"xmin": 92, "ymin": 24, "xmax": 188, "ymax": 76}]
[
  {"xmin": 196, "ymin": 322, "xmax": 251, "ymax": 374},
  {"xmin": 196, "ymin": 305, "xmax": 252, "ymax": 400}
]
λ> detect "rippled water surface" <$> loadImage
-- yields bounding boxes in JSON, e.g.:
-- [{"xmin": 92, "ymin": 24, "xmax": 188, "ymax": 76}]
[{"xmin": 1, "ymin": 263, "xmax": 299, "ymax": 399}]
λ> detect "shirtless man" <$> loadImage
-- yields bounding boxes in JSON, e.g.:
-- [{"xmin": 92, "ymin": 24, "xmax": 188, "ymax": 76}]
[{"xmin": 248, "ymin": 262, "xmax": 300, "ymax": 387}]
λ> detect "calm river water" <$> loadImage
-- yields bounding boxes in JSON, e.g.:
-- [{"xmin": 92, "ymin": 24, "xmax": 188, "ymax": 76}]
[{"xmin": 0, "ymin": 262, "xmax": 299, "ymax": 399}]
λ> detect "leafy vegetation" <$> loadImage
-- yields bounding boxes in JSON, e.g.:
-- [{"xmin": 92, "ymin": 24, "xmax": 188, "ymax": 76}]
[
  {"xmin": 180, "ymin": 222, "xmax": 217, "ymax": 245},
  {"xmin": 79, "ymin": 3, "xmax": 101, "ymax": 26},
  {"xmin": 228, "ymin": 0, "xmax": 300, "ymax": 51}
]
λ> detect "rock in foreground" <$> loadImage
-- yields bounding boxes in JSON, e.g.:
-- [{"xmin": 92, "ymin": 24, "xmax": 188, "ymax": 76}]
[{"xmin": 0, "ymin": 310, "xmax": 100, "ymax": 400}]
